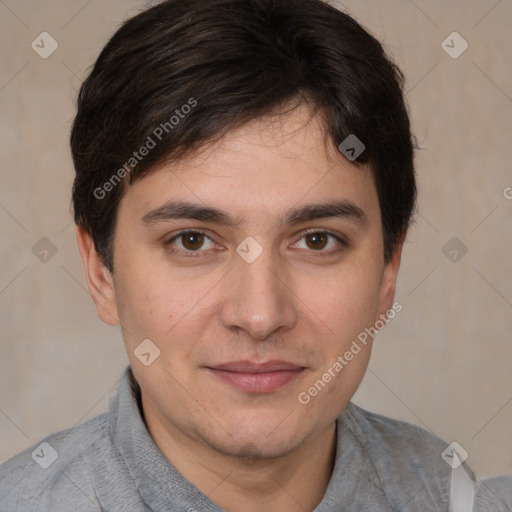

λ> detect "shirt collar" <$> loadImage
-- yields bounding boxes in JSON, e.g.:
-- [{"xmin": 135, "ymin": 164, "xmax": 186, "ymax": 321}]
[{"xmin": 110, "ymin": 366, "xmax": 224, "ymax": 511}]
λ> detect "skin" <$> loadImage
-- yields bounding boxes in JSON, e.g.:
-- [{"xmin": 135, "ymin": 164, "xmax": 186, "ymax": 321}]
[{"xmin": 77, "ymin": 104, "xmax": 403, "ymax": 512}]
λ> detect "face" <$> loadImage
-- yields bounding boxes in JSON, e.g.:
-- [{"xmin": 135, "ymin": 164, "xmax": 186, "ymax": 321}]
[{"xmin": 79, "ymin": 104, "xmax": 402, "ymax": 460}]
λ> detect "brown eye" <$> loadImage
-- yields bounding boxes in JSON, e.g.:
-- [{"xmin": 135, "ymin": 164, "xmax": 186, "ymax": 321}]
[
  {"xmin": 165, "ymin": 230, "xmax": 216, "ymax": 256},
  {"xmin": 305, "ymin": 232, "xmax": 329, "ymax": 250},
  {"xmin": 181, "ymin": 232, "xmax": 205, "ymax": 251},
  {"xmin": 293, "ymin": 231, "xmax": 347, "ymax": 253}
]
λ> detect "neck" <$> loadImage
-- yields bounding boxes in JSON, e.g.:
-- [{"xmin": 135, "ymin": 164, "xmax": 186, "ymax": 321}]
[{"xmin": 142, "ymin": 396, "xmax": 337, "ymax": 512}]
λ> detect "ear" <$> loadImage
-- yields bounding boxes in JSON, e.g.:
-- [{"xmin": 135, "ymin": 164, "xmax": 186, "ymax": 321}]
[
  {"xmin": 377, "ymin": 234, "xmax": 405, "ymax": 318},
  {"xmin": 76, "ymin": 225, "xmax": 120, "ymax": 325}
]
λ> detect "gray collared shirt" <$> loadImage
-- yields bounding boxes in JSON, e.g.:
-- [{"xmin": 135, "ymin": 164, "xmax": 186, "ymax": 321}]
[{"xmin": 1, "ymin": 366, "xmax": 510, "ymax": 511}]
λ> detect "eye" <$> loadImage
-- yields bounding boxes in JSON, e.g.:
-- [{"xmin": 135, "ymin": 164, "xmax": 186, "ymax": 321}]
[
  {"xmin": 293, "ymin": 230, "xmax": 347, "ymax": 253},
  {"xmin": 165, "ymin": 230, "xmax": 217, "ymax": 256}
]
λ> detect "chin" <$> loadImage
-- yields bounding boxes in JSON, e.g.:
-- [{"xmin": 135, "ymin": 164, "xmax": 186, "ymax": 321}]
[
  {"xmin": 218, "ymin": 437, "xmax": 300, "ymax": 462},
  {"xmin": 200, "ymin": 420, "xmax": 307, "ymax": 461}
]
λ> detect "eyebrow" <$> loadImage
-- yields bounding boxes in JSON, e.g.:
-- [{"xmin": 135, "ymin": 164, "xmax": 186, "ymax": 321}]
[{"xmin": 141, "ymin": 199, "xmax": 367, "ymax": 228}]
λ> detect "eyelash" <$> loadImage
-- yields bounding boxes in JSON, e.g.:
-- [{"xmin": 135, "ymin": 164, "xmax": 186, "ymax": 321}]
[{"xmin": 164, "ymin": 228, "xmax": 348, "ymax": 258}]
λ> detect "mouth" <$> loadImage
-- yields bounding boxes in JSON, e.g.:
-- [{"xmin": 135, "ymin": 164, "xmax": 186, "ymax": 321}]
[{"xmin": 205, "ymin": 360, "xmax": 306, "ymax": 393}]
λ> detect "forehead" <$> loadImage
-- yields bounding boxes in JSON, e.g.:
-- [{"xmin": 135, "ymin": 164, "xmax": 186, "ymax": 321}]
[{"xmin": 119, "ymin": 105, "xmax": 380, "ymax": 225}]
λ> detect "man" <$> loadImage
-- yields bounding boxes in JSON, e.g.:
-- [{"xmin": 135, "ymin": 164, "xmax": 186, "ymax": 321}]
[{"xmin": 1, "ymin": 0, "xmax": 510, "ymax": 510}]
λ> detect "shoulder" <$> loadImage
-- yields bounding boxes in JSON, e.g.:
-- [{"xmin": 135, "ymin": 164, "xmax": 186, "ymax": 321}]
[
  {"xmin": 474, "ymin": 475, "xmax": 512, "ymax": 511},
  {"xmin": 344, "ymin": 402, "xmax": 451, "ymax": 458},
  {"xmin": 0, "ymin": 412, "xmax": 111, "ymax": 511},
  {"xmin": 341, "ymin": 402, "xmax": 473, "ymax": 509}
]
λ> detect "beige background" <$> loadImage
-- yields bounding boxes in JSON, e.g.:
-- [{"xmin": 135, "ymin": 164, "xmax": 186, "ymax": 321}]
[{"xmin": 1, "ymin": 0, "xmax": 511, "ymax": 481}]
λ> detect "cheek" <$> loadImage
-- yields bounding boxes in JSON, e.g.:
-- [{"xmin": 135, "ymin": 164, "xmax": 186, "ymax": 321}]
[
  {"xmin": 113, "ymin": 263, "xmax": 174, "ymax": 342},
  {"xmin": 114, "ymin": 259, "xmax": 217, "ymax": 353},
  {"xmin": 302, "ymin": 262, "xmax": 383, "ymax": 341}
]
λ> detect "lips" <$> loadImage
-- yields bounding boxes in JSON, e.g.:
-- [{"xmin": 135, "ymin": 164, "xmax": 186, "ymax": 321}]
[
  {"xmin": 206, "ymin": 360, "xmax": 305, "ymax": 393},
  {"xmin": 210, "ymin": 360, "xmax": 304, "ymax": 373}
]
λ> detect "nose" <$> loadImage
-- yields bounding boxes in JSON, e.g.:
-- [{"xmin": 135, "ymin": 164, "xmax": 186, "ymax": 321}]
[{"xmin": 220, "ymin": 245, "xmax": 298, "ymax": 340}]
